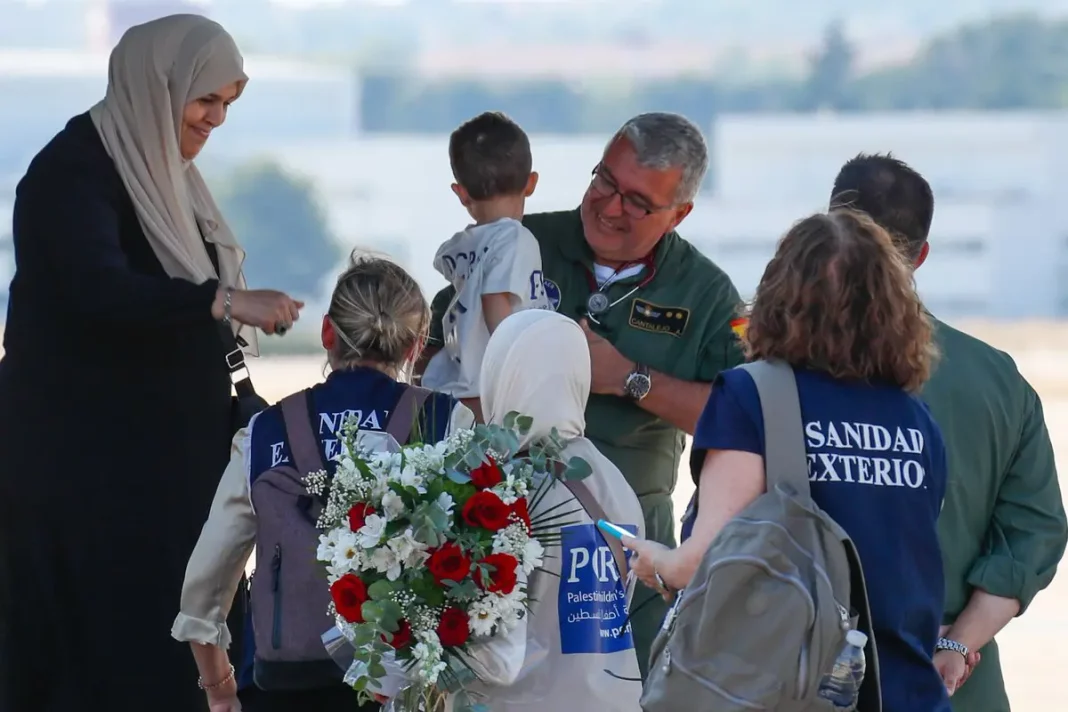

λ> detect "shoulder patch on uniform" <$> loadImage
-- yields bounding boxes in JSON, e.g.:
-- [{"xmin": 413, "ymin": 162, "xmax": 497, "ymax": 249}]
[
  {"xmin": 542, "ymin": 278, "xmax": 561, "ymax": 311},
  {"xmin": 628, "ymin": 298, "xmax": 690, "ymax": 337}
]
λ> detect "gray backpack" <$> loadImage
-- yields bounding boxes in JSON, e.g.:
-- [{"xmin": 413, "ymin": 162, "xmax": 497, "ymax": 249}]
[
  {"xmin": 249, "ymin": 385, "xmax": 431, "ymax": 690},
  {"xmin": 641, "ymin": 360, "xmax": 883, "ymax": 712}
]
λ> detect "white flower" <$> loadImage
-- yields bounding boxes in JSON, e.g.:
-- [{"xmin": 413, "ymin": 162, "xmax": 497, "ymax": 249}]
[
  {"xmin": 358, "ymin": 513, "xmax": 387, "ymax": 548},
  {"xmin": 435, "ymin": 492, "xmax": 455, "ymax": 518},
  {"xmin": 521, "ymin": 537, "xmax": 544, "ymax": 575},
  {"xmin": 381, "ymin": 490, "xmax": 406, "ymax": 520},
  {"xmin": 395, "ymin": 464, "xmax": 426, "ymax": 493},
  {"xmin": 369, "ymin": 546, "xmax": 403, "ymax": 581},
  {"xmin": 405, "ymin": 443, "xmax": 447, "ymax": 475},
  {"xmin": 387, "ymin": 527, "xmax": 429, "ymax": 568},
  {"xmin": 468, "ymin": 595, "xmax": 503, "ymax": 638},
  {"xmin": 495, "ymin": 588, "xmax": 527, "ymax": 633}
]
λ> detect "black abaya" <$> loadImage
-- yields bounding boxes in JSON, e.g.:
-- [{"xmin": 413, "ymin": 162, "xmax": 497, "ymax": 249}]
[{"xmin": 0, "ymin": 113, "xmax": 237, "ymax": 711}]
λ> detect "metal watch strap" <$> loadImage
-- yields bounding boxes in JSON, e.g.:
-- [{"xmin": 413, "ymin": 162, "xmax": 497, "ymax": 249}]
[{"xmin": 936, "ymin": 637, "xmax": 969, "ymax": 658}]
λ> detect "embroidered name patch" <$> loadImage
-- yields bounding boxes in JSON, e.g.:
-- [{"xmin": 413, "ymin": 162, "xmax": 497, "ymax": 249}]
[{"xmin": 628, "ymin": 298, "xmax": 690, "ymax": 337}]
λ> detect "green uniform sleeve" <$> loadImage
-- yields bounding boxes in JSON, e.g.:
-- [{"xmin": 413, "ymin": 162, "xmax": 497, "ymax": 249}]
[
  {"xmin": 427, "ymin": 285, "xmax": 455, "ymax": 347},
  {"xmin": 966, "ymin": 381, "xmax": 1068, "ymax": 613},
  {"xmin": 695, "ymin": 283, "xmax": 746, "ymax": 382}
]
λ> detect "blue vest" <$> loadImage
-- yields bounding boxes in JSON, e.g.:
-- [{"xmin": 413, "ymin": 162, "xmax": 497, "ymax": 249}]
[
  {"xmin": 685, "ymin": 366, "xmax": 950, "ymax": 712},
  {"xmin": 237, "ymin": 367, "xmax": 456, "ymax": 689}
]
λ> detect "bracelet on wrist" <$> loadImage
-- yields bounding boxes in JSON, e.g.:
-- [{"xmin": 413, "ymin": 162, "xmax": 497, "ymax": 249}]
[
  {"xmin": 936, "ymin": 637, "xmax": 969, "ymax": 659},
  {"xmin": 198, "ymin": 663, "xmax": 235, "ymax": 691}
]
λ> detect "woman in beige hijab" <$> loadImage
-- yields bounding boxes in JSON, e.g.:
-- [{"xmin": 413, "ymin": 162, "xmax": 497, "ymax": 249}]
[
  {"xmin": 456, "ymin": 309, "xmax": 646, "ymax": 710},
  {"xmin": 0, "ymin": 14, "xmax": 301, "ymax": 712}
]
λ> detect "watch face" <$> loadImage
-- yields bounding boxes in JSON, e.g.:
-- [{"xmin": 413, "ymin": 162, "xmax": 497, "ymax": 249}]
[{"xmin": 627, "ymin": 373, "xmax": 652, "ymax": 399}]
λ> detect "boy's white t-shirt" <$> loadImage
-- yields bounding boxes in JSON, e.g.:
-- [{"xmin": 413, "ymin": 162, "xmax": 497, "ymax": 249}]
[{"xmin": 422, "ymin": 217, "xmax": 549, "ymax": 398}]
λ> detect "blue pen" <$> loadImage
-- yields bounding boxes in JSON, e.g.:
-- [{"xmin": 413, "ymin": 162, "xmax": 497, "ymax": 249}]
[{"xmin": 597, "ymin": 519, "xmax": 636, "ymax": 541}]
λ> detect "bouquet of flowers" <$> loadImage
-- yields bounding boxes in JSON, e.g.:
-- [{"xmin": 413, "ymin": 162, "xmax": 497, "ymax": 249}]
[{"xmin": 309, "ymin": 411, "xmax": 591, "ymax": 711}]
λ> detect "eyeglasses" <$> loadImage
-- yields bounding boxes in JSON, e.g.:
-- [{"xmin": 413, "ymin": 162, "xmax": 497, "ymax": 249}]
[{"xmin": 587, "ymin": 164, "xmax": 675, "ymax": 219}]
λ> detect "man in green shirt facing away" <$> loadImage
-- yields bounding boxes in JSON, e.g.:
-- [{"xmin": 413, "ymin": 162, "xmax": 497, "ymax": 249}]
[
  {"xmin": 830, "ymin": 153, "xmax": 1068, "ymax": 710},
  {"xmin": 419, "ymin": 112, "xmax": 746, "ymax": 676}
]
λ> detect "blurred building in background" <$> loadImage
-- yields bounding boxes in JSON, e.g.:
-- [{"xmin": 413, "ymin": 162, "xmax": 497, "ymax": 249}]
[
  {"xmin": 223, "ymin": 111, "xmax": 1068, "ymax": 319},
  {"xmin": 4, "ymin": 2, "xmax": 1068, "ymax": 321}
]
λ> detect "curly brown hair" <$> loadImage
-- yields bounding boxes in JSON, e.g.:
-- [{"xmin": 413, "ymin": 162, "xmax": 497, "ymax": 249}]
[{"xmin": 745, "ymin": 208, "xmax": 937, "ymax": 393}]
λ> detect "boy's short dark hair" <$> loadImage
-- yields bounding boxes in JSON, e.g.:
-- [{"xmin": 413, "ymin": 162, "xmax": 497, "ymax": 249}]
[
  {"xmin": 449, "ymin": 111, "xmax": 532, "ymax": 201},
  {"xmin": 829, "ymin": 153, "xmax": 934, "ymax": 260}
]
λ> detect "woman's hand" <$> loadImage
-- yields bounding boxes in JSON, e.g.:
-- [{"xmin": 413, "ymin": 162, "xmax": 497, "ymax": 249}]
[
  {"xmin": 620, "ymin": 536, "xmax": 676, "ymax": 599},
  {"xmin": 203, "ymin": 674, "xmax": 240, "ymax": 711},
  {"xmin": 214, "ymin": 287, "xmax": 304, "ymax": 335}
]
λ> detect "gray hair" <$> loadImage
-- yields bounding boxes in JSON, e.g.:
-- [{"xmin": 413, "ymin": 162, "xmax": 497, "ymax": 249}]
[{"xmin": 607, "ymin": 112, "xmax": 709, "ymax": 203}]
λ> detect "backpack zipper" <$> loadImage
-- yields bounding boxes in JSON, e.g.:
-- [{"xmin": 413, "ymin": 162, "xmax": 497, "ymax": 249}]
[{"xmin": 271, "ymin": 544, "xmax": 283, "ymax": 650}]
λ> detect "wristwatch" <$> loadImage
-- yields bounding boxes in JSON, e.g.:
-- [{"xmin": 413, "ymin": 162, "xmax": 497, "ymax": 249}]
[
  {"xmin": 624, "ymin": 363, "xmax": 652, "ymax": 401},
  {"xmin": 936, "ymin": 637, "xmax": 969, "ymax": 659}
]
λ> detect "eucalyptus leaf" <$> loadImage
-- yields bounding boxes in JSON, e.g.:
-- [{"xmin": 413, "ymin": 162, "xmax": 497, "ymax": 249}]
[
  {"xmin": 351, "ymin": 624, "xmax": 376, "ymax": 646},
  {"xmin": 503, "ymin": 412, "xmax": 518, "ymax": 430},
  {"xmin": 446, "ymin": 469, "xmax": 472, "ymax": 484},
  {"xmin": 515, "ymin": 415, "xmax": 533, "ymax": 434},
  {"xmin": 367, "ymin": 579, "xmax": 395, "ymax": 601},
  {"xmin": 361, "ymin": 601, "xmax": 384, "ymax": 623},
  {"xmin": 463, "ymin": 446, "xmax": 487, "ymax": 469},
  {"xmin": 564, "ymin": 456, "xmax": 593, "ymax": 481}
]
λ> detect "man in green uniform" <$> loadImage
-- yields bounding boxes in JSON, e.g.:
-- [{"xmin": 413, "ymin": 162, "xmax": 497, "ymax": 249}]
[
  {"xmin": 419, "ymin": 112, "xmax": 745, "ymax": 676},
  {"xmin": 830, "ymin": 154, "xmax": 1068, "ymax": 710}
]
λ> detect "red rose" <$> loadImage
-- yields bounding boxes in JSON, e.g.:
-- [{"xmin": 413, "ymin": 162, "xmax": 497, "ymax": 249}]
[
  {"xmin": 475, "ymin": 553, "xmax": 519, "ymax": 595},
  {"xmin": 436, "ymin": 607, "xmax": 471, "ymax": 647},
  {"xmin": 510, "ymin": 498, "xmax": 532, "ymax": 535},
  {"xmin": 381, "ymin": 619, "xmax": 412, "ymax": 649},
  {"xmin": 426, "ymin": 542, "xmax": 472, "ymax": 585},
  {"xmin": 330, "ymin": 574, "xmax": 368, "ymax": 623},
  {"xmin": 470, "ymin": 457, "xmax": 504, "ymax": 489},
  {"xmin": 462, "ymin": 491, "xmax": 511, "ymax": 532},
  {"xmin": 348, "ymin": 502, "xmax": 376, "ymax": 532}
]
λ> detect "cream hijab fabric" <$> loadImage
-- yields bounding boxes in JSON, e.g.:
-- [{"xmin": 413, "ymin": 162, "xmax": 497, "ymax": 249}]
[
  {"xmin": 480, "ymin": 308, "xmax": 617, "ymax": 497},
  {"xmin": 89, "ymin": 14, "xmax": 256, "ymax": 351}
]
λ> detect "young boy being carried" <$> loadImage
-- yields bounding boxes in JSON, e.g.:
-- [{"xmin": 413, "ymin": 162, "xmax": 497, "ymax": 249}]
[{"xmin": 421, "ymin": 111, "xmax": 550, "ymax": 421}]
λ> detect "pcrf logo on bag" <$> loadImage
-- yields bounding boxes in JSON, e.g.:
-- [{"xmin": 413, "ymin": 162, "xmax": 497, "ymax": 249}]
[{"xmin": 557, "ymin": 523, "xmax": 637, "ymax": 655}]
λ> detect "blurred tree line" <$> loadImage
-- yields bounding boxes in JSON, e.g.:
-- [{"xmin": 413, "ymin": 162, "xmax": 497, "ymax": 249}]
[
  {"xmin": 213, "ymin": 161, "xmax": 339, "ymax": 301},
  {"xmin": 360, "ymin": 13, "xmax": 1068, "ymax": 133}
]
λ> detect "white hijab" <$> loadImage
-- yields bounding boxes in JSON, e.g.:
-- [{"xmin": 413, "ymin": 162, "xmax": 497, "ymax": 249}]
[
  {"xmin": 480, "ymin": 309, "xmax": 615, "ymax": 485},
  {"xmin": 89, "ymin": 14, "xmax": 256, "ymax": 352},
  {"xmin": 476, "ymin": 310, "xmax": 645, "ymax": 711}
]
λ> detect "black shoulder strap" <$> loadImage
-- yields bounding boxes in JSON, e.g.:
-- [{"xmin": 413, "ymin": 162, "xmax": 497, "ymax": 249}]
[{"xmin": 218, "ymin": 322, "xmax": 259, "ymax": 400}]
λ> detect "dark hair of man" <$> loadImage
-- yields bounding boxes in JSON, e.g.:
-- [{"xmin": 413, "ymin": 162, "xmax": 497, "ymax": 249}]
[
  {"xmin": 829, "ymin": 152, "xmax": 934, "ymax": 261},
  {"xmin": 448, "ymin": 111, "xmax": 532, "ymax": 201}
]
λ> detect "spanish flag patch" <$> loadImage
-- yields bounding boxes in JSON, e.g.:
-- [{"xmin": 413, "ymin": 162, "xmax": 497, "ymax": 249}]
[{"xmin": 730, "ymin": 317, "xmax": 749, "ymax": 339}]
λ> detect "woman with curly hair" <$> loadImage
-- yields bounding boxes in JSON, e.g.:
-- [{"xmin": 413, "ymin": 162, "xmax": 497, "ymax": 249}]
[{"xmin": 625, "ymin": 208, "xmax": 950, "ymax": 712}]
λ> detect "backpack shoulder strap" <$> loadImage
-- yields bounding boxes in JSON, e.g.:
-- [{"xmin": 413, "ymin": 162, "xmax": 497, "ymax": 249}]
[
  {"xmin": 279, "ymin": 389, "xmax": 326, "ymax": 475},
  {"xmin": 385, "ymin": 385, "xmax": 433, "ymax": 444},
  {"xmin": 736, "ymin": 360, "xmax": 811, "ymax": 496},
  {"xmin": 561, "ymin": 478, "xmax": 629, "ymax": 585}
]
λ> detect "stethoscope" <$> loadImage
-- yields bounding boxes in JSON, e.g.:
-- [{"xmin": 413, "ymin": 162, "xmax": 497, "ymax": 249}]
[{"xmin": 583, "ymin": 255, "xmax": 657, "ymax": 324}]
